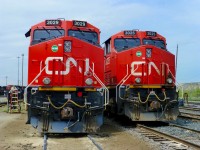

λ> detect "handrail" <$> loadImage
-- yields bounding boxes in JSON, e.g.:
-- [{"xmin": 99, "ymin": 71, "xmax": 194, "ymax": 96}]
[
  {"xmin": 117, "ymin": 64, "xmax": 139, "ymax": 101},
  {"xmin": 89, "ymin": 63, "xmax": 109, "ymax": 107},
  {"xmin": 24, "ymin": 64, "xmax": 46, "ymax": 109},
  {"xmin": 116, "ymin": 64, "xmax": 129, "ymax": 102},
  {"xmin": 164, "ymin": 63, "xmax": 183, "ymax": 98}
]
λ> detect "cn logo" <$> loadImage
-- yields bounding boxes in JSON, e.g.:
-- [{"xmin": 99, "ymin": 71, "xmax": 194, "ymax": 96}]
[
  {"xmin": 45, "ymin": 57, "xmax": 89, "ymax": 75},
  {"xmin": 131, "ymin": 61, "xmax": 161, "ymax": 76}
]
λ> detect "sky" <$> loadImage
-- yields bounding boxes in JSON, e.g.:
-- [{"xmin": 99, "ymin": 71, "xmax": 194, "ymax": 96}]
[{"xmin": 0, "ymin": 0, "xmax": 200, "ymax": 86}]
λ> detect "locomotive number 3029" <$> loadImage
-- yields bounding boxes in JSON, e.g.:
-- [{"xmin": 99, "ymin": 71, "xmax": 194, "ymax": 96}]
[{"xmin": 45, "ymin": 20, "xmax": 61, "ymax": 26}]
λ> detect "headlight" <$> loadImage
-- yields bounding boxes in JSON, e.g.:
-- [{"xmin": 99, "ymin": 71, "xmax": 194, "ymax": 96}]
[
  {"xmin": 64, "ymin": 41, "xmax": 71, "ymax": 52},
  {"xmin": 167, "ymin": 78, "xmax": 173, "ymax": 84},
  {"xmin": 135, "ymin": 77, "xmax": 141, "ymax": 84},
  {"xmin": 43, "ymin": 77, "xmax": 51, "ymax": 85},
  {"xmin": 85, "ymin": 78, "xmax": 93, "ymax": 85}
]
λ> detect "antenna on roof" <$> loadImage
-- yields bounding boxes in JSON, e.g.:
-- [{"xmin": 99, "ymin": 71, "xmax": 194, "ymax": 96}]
[{"xmin": 176, "ymin": 44, "xmax": 178, "ymax": 75}]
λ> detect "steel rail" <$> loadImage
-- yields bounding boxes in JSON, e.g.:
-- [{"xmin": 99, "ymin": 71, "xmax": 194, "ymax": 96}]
[
  {"xmin": 179, "ymin": 112, "xmax": 200, "ymax": 120},
  {"xmin": 178, "ymin": 115, "xmax": 200, "ymax": 121},
  {"xmin": 179, "ymin": 107, "xmax": 200, "ymax": 111},
  {"xmin": 0, "ymin": 103, "xmax": 7, "ymax": 107},
  {"xmin": 87, "ymin": 135, "xmax": 103, "ymax": 150},
  {"xmin": 137, "ymin": 124, "xmax": 200, "ymax": 150},
  {"xmin": 169, "ymin": 123, "xmax": 200, "ymax": 134},
  {"xmin": 43, "ymin": 134, "xmax": 48, "ymax": 150}
]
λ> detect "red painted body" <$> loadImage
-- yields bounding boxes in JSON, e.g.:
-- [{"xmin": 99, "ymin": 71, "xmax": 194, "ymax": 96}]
[
  {"xmin": 105, "ymin": 31, "xmax": 175, "ymax": 86},
  {"xmin": 104, "ymin": 30, "xmax": 179, "ymax": 121},
  {"xmin": 28, "ymin": 20, "xmax": 104, "ymax": 88},
  {"xmin": 25, "ymin": 20, "xmax": 106, "ymax": 133}
]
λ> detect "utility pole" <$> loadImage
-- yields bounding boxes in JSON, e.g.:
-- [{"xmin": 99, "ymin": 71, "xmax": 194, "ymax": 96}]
[
  {"xmin": 5, "ymin": 76, "xmax": 8, "ymax": 85},
  {"xmin": 21, "ymin": 54, "xmax": 24, "ymax": 87},
  {"xmin": 17, "ymin": 56, "xmax": 20, "ymax": 86}
]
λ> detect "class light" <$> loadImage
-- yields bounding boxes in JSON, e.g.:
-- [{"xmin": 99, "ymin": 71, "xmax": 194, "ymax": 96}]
[
  {"xmin": 64, "ymin": 41, "xmax": 72, "ymax": 52},
  {"xmin": 43, "ymin": 77, "xmax": 51, "ymax": 85},
  {"xmin": 85, "ymin": 78, "xmax": 93, "ymax": 86}
]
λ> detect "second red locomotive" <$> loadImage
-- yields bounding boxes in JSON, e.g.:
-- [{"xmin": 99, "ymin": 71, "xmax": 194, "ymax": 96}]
[{"xmin": 104, "ymin": 30, "xmax": 179, "ymax": 121}]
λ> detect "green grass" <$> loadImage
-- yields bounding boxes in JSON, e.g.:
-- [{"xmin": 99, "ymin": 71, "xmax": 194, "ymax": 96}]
[{"xmin": 179, "ymin": 88, "xmax": 200, "ymax": 101}]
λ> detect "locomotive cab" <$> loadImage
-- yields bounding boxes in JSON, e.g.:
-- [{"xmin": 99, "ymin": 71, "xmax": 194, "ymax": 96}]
[
  {"xmin": 25, "ymin": 19, "xmax": 108, "ymax": 133},
  {"xmin": 104, "ymin": 30, "xmax": 179, "ymax": 121}
]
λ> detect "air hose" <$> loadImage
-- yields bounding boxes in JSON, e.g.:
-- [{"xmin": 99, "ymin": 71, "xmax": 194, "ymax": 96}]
[
  {"xmin": 47, "ymin": 96, "xmax": 86, "ymax": 109},
  {"xmin": 138, "ymin": 91, "xmax": 167, "ymax": 104}
]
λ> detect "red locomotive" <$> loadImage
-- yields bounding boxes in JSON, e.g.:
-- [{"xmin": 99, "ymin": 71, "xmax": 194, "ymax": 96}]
[
  {"xmin": 25, "ymin": 19, "xmax": 108, "ymax": 133},
  {"xmin": 104, "ymin": 30, "xmax": 179, "ymax": 121}
]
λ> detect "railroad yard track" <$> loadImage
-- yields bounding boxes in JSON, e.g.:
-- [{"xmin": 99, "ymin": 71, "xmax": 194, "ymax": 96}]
[
  {"xmin": 42, "ymin": 134, "xmax": 103, "ymax": 150},
  {"xmin": 137, "ymin": 124, "xmax": 200, "ymax": 150},
  {"xmin": 0, "ymin": 102, "xmax": 7, "ymax": 107},
  {"xmin": 169, "ymin": 123, "xmax": 200, "ymax": 134},
  {"xmin": 179, "ymin": 112, "xmax": 200, "ymax": 120},
  {"xmin": 87, "ymin": 135, "xmax": 103, "ymax": 150},
  {"xmin": 179, "ymin": 107, "xmax": 200, "ymax": 111}
]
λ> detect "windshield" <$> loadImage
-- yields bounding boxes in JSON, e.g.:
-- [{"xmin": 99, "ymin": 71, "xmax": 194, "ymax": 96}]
[
  {"xmin": 68, "ymin": 30, "xmax": 98, "ymax": 46},
  {"xmin": 143, "ymin": 39, "xmax": 166, "ymax": 49},
  {"xmin": 114, "ymin": 38, "xmax": 140, "ymax": 52},
  {"xmin": 32, "ymin": 29, "xmax": 65, "ymax": 45}
]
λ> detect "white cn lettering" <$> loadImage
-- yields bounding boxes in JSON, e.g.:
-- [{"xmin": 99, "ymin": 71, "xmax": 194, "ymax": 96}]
[
  {"xmin": 131, "ymin": 61, "xmax": 146, "ymax": 76},
  {"xmin": 148, "ymin": 62, "xmax": 160, "ymax": 75},
  {"xmin": 45, "ymin": 57, "xmax": 63, "ymax": 75},
  {"xmin": 131, "ymin": 61, "xmax": 160, "ymax": 76},
  {"xmin": 45, "ymin": 57, "xmax": 89, "ymax": 75},
  {"xmin": 84, "ymin": 58, "xmax": 89, "ymax": 75}
]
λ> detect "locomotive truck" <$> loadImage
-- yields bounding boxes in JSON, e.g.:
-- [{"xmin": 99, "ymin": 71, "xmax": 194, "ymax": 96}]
[
  {"xmin": 25, "ymin": 19, "xmax": 108, "ymax": 133},
  {"xmin": 104, "ymin": 30, "xmax": 179, "ymax": 121}
]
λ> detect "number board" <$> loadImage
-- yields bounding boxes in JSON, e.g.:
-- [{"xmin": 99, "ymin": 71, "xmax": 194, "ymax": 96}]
[
  {"xmin": 124, "ymin": 30, "xmax": 136, "ymax": 36},
  {"xmin": 146, "ymin": 31, "xmax": 157, "ymax": 37},
  {"xmin": 45, "ymin": 20, "xmax": 61, "ymax": 26},
  {"xmin": 73, "ymin": 20, "xmax": 87, "ymax": 27}
]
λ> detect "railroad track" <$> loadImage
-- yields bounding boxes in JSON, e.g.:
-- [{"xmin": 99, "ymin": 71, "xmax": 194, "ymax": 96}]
[
  {"xmin": 137, "ymin": 124, "xmax": 200, "ymax": 150},
  {"xmin": 42, "ymin": 134, "xmax": 102, "ymax": 150},
  {"xmin": 179, "ymin": 112, "xmax": 200, "ymax": 120},
  {"xmin": 87, "ymin": 135, "xmax": 103, "ymax": 150},
  {"xmin": 169, "ymin": 123, "xmax": 200, "ymax": 134},
  {"xmin": 179, "ymin": 107, "xmax": 200, "ymax": 111},
  {"xmin": 0, "ymin": 102, "xmax": 7, "ymax": 107}
]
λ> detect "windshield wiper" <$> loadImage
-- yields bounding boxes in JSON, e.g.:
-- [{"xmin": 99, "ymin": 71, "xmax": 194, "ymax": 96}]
[
  {"xmin": 54, "ymin": 26, "xmax": 63, "ymax": 36},
  {"xmin": 42, "ymin": 27, "xmax": 50, "ymax": 34},
  {"xmin": 77, "ymin": 28, "xmax": 85, "ymax": 36}
]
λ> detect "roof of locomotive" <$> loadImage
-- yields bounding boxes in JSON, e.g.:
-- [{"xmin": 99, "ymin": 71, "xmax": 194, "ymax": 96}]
[
  {"xmin": 25, "ymin": 19, "xmax": 100, "ymax": 38},
  {"xmin": 104, "ymin": 30, "xmax": 166, "ymax": 43}
]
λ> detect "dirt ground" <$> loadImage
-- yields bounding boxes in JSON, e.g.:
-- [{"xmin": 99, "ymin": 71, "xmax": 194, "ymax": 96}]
[{"xmin": 0, "ymin": 103, "xmax": 155, "ymax": 150}]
